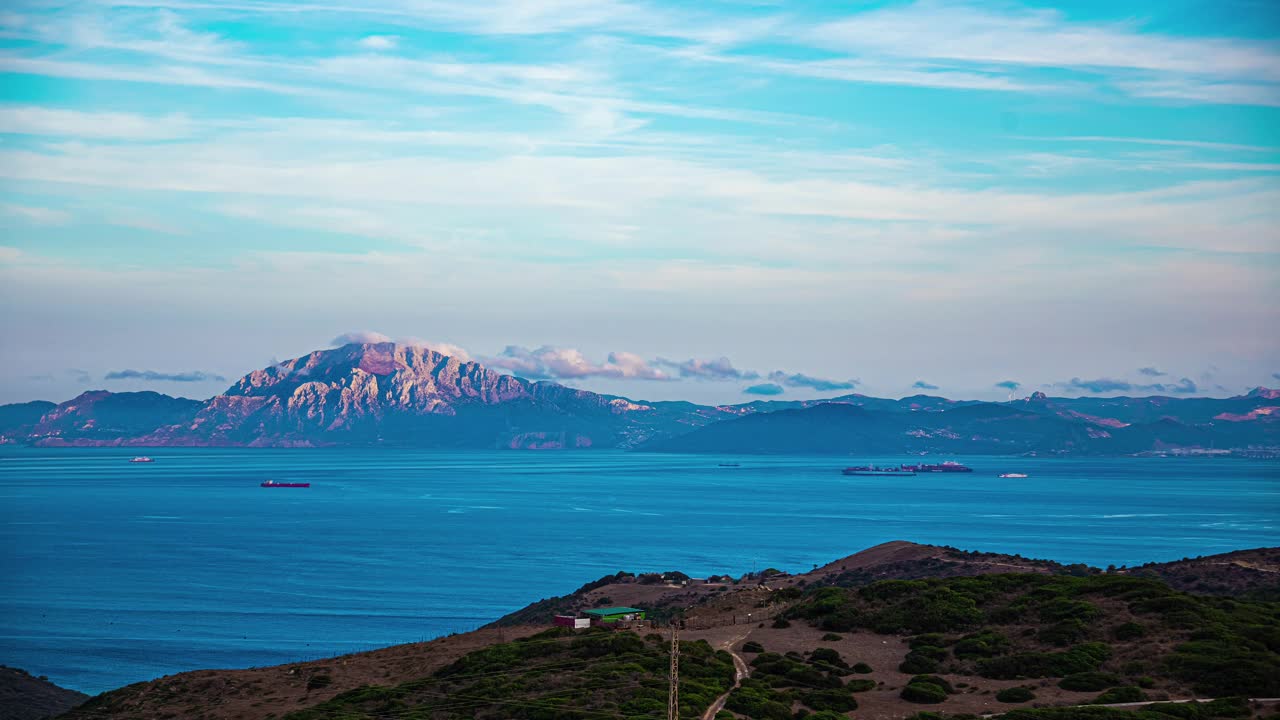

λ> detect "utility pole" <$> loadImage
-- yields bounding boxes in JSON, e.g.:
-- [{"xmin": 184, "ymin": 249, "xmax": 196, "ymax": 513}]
[{"xmin": 667, "ymin": 624, "xmax": 680, "ymax": 720}]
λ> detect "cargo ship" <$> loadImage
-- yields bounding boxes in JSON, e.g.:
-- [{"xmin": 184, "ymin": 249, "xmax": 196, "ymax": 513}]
[
  {"xmin": 998, "ymin": 472, "xmax": 1029, "ymax": 478},
  {"xmin": 901, "ymin": 461, "xmax": 973, "ymax": 473},
  {"xmin": 260, "ymin": 480, "xmax": 310, "ymax": 488},
  {"xmin": 129, "ymin": 456, "xmax": 155, "ymax": 463},
  {"xmin": 842, "ymin": 465, "xmax": 917, "ymax": 477}
]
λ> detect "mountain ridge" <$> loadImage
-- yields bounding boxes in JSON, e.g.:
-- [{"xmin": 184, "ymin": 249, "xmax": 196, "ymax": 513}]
[{"xmin": 2, "ymin": 343, "xmax": 1277, "ymax": 454}]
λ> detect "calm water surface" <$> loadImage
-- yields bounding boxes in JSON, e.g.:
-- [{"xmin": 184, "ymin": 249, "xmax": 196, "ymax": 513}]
[{"xmin": 1, "ymin": 448, "xmax": 1276, "ymax": 694}]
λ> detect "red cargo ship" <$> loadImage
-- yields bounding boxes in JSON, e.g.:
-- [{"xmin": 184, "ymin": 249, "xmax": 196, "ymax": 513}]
[{"xmin": 260, "ymin": 480, "xmax": 310, "ymax": 488}]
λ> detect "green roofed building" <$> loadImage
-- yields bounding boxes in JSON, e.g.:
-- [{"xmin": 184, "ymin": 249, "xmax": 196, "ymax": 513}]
[{"xmin": 583, "ymin": 607, "xmax": 645, "ymax": 624}]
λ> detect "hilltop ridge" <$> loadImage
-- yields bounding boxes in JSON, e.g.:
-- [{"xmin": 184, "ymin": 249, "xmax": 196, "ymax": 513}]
[{"xmin": 56, "ymin": 541, "xmax": 1280, "ymax": 720}]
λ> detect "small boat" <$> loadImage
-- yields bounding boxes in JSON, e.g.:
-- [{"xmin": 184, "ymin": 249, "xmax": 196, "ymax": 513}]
[
  {"xmin": 843, "ymin": 465, "xmax": 916, "ymax": 477},
  {"xmin": 998, "ymin": 473, "xmax": 1029, "ymax": 478},
  {"xmin": 129, "ymin": 456, "xmax": 155, "ymax": 463},
  {"xmin": 718, "ymin": 463, "xmax": 741, "ymax": 468},
  {"xmin": 260, "ymin": 480, "xmax": 310, "ymax": 488}
]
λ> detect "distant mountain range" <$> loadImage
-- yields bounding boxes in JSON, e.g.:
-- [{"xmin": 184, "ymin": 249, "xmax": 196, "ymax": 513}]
[{"xmin": 2, "ymin": 342, "xmax": 1277, "ymax": 455}]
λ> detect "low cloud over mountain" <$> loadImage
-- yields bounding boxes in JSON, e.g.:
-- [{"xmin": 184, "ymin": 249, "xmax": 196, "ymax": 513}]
[
  {"xmin": 654, "ymin": 357, "xmax": 759, "ymax": 381},
  {"xmin": 1138, "ymin": 367, "xmax": 1167, "ymax": 377},
  {"xmin": 767, "ymin": 371, "xmax": 856, "ymax": 391},
  {"xmin": 1058, "ymin": 376, "xmax": 1198, "ymax": 395},
  {"xmin": 327, "ymin": 334, "xmax": 852, "ymax": 394},
  {"xmin": 482, "ymin": 346, "xmax": 671, "ymax": 381},
  {"xmin": 912, "ymin": 380, "xmax": 939, "ymax": 390},
  {"xmin": 995, "ymin": 380, "xmax": 1021, "ymax": 391},
  {"xmin": 331, "ymin": 331, "xmax": 392, "ymax": 346},
  {"xmin": 105, "ymin": 369, "xmax": 226, "ymax": 382}
]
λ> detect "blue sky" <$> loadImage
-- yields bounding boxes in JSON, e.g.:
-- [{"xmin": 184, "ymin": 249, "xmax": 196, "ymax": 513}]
[{"xmin": 0, "ymin": 0, "xmax": 1277, "ymax": 405}]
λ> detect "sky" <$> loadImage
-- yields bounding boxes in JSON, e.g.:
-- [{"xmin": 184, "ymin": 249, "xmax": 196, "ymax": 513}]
[{"xmin": 0, "ymin": 0, "xmax": 1278, "ymax": 406}]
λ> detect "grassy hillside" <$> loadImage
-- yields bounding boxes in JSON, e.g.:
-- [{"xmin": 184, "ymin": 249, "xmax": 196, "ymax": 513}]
[
  {"xmin": 713, "ymin": 573, "xmax": 1279, "ymax": 720},
  {"xmin": 278, "ymin": 628, "xmax": 735, "ymax": 720}
]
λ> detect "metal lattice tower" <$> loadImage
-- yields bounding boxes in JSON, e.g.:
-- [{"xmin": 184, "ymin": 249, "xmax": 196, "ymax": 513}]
[{"xmin": 667, "ymin": 625, "xmax": 680, "ymax": 720}]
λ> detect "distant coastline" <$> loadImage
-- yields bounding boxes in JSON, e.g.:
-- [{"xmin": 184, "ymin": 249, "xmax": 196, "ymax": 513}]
[{"xmin": 2, "ymin": 342, "xmax": 1277, "ymax": 456}]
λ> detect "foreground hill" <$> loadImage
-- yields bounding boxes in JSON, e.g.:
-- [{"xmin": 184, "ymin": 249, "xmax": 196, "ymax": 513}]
[
  {"xmin": 2, "ymin": 342, "xmax": 1277, "ymax": 453},
  {"xmin": 57, "ymin": 542, "xmax": 1280, "ymax": 720},
  {"xmin": 0, "ymin": 666, "xmax": 88, "ymax": 720}
]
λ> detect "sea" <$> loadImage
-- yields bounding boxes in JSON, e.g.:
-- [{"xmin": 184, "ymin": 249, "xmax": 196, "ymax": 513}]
[{"xmin": 1, "ymin": 448, "xmax": 1276, "ymax": 695}]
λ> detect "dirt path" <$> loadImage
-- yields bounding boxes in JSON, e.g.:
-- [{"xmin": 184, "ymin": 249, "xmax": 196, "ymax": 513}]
[
  {"xmin": 979, "ymin": 697, "xmax": 1280, "ymax": 717},
  {"xmin": 701, "ymin": 631, "xmax": 751, "ymax": 720}
]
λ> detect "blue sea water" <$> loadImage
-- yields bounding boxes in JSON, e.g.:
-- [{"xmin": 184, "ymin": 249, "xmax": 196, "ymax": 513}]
[{"xmin": 0, "ymin": 448, "xmax": 1276, "ymax": 695}]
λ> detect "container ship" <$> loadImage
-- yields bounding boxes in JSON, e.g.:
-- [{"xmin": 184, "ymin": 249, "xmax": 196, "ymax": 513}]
[
  {"xmin": 260, "ymin": 480, "xmax": 310, "ymax": 488},
  {"xmin": 842, "ymin": 465, "xmax": 917, "ymax": 477},
  {"xmin": 901, "ymin": 461, "xmax": 973, "ymax": 473},
  {"xmin": 129, "ymin": 456, "xmax": 155, "ymax": 463}
]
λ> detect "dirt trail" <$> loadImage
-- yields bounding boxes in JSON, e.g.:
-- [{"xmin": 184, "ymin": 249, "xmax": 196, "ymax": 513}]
[
  {"xmin": 700, "ymin": 631, "xmax": 751, "ymax": 720},
  {"xmin": 979, "ymin": 697, "xmax": 1280, "ymax": 718}
]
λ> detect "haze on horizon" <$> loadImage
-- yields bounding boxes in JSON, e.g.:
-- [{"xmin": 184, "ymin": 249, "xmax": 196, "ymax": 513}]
[{"xmin": 0, "ymin": 0, "xmax": 1277, "ymax": 407}]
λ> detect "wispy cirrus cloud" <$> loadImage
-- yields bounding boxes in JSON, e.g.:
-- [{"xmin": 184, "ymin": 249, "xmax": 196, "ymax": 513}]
[
  {"xmin": 0, "ymin": 105, "xmax": 194, "ymax": 140},
  {"xmin": 800, "ymin": 1, "xmax": 1280, "ymax": 106},
  {"xmin": 105, "ymin": 369, "xmax": 225, "ymax": 382},
  {"xmin": 1, "ymin": 203, "xmax": 71, "ymax": 225},
  {"xmin": 357, "ymin": 35, "xmax": 399, "ymax": 51},
  {"xmin": 743, "ymin": 382, "xmax": 784, "ymax": 396},
  {"xmin": 1137, "ymin": 366, "xmax": 1166, "ymax": 377}
]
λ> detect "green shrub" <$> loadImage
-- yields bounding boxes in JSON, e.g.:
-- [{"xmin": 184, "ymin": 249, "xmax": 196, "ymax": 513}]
[
  {"xmin": 913, "ymin": 645, "xmax": 949, "ymax": 661},
  {"xmin": 852, "ymin": 662, "xmax": 872, "ymax": 674},
  {"xmin": 742, "ymin": 641, "xmax": 764, "ymax": 653},
  {"xmin": 910, "ymin": 675, "xmax": 955, "ymax": 694},
  {"xmin": 805, "ymin": 712, "xmax": 854, "ymax": 720},
  {"xmin": 1113, "ymin": 622, "xmax": 1146, "ymax": 640},
  {"xmin": 910, "ymin": 633, "xmax": 947, "ymax": 649},
  {"xmin": 1136, "ymin": 676, "xmax": 1156, "ymax": 689},
  {"xmin": 725, "ymin": 678, "xmax": 794, "ymax": 720},
  {"xmin": 771, "ymin": 617, "xmax": 791, "ymax": 629},
  {"xmin": 1039, "ymin": 619, "xmax": 1089, "ymax": 646},
  {"xmin": 1167, "ymin": 638, "xmax": 1280, "ymax": 697},
  {"xmin": 954, "ymin": 631, "xmax": 1010, "ymax": 659},
  {"xmin": 809, "ymin": 648, "xmax": 846, "ymax": 667},
  {"xmin": 846, "ymin": 679, "xmax": 876, "ymax": 692},
  {"xmin": 800, "ymin": 687, "xmax": 858, "ymax": 712},
  {"xmin": 305, "ymin": 674, "xmax": 332, "ymax": 690},
  {"xmin": 901, "ymin": 682, "xmax": 948, "ymax": 704},
  {"xmin": 1059, "ymin": 672, "xmax": 1122, "ymax": 691},
  {"xmin": 1093, "ymin": 686, "xmax": 1145, "ymax": 704},
  {"xmin": 977, "ymin": 642, "xmax": 1111, "ymax": 679},
  {"xmin": 997, "ymin": 687, "xmax": 1036, "ymax": 703},
  {"xmin": 899, "ymin": 652, "xmax": 940, "ymax": 674},
  {"xmin": 1040, "ymin": 598, "xmax": 1101, "ymax": 623}
]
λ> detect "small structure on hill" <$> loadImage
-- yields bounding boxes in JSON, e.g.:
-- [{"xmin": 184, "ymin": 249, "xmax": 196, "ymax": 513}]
[
  {"xmin": 552, "ymin": 606, "xmax": 647, "ymax": 630},
  {"xmin": 584, "ymin": 607, "xmax": 646, "ymax": 626}
]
